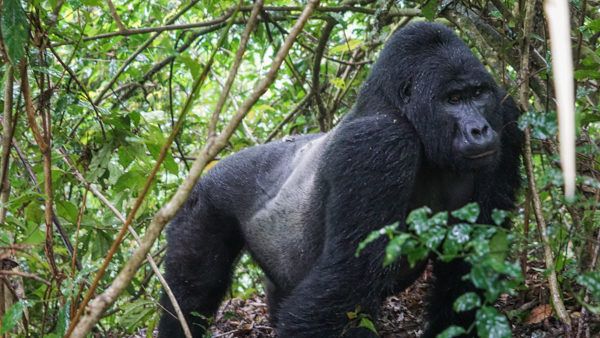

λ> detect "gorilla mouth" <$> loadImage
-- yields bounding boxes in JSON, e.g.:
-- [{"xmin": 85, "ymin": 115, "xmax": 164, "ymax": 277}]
[{"xmin": 465, "ymin": 150, "xmax": 496, "ymax": 159}]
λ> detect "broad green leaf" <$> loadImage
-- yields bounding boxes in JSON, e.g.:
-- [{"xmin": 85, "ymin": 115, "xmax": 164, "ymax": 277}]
[
  {"xmin": 53, "ymin": 300, "xmax": 70, "ymax": 336},
  {"xmin": 577, "ymin": 271, "xmax": 600, "ymax": 300},
  {"xmin": 491, "ymin": 209, "xmax": 509, "ymax": 226},
  {"xmin": 1, "ymin": 0, "xmax": 29, "ymax": 64},
  {"xmin": 453, "ymin": 292, "xmax": 481, "ymax": 312},
  {"xmin": 384, "ymin": 233, "xmax": 410, "ymax": 266},
  {"xmin": 442, "ymin": 223, "xmax": 472, "ymax": 259},
  {"xmin": 422, "ymin": 0, "xmax": 438, "ymax": 21},
  {"xmin": 489, "ymin": 230, "xmax": 508, "ymax": 264},
  {"xmin": 356, "ymin": 223, "xmax": 398, "ymax": 256},
  {"xmin": 423, "ymin": 224, "xmax": 446, "ymax": 250},
  {"xmin": 407, "ymin": 207, "xmax": 431, "ymax": 234},
  {"xmin": 451, "ymin": 203, "xmax": 480, "ymax": 223},
  {"xmin": 475, "ymin": 306, "xmax": 511, "ymax": 338},
  {"xmin": 436, "ymin": 325, "xmax": 466, "ymax": 338},
  {"xmin": 359, "ymin": 317, "xmax": 377, "ymax": 333}
]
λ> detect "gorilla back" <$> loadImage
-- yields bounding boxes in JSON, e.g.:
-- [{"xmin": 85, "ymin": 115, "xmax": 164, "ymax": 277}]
[{"xmin": 159, "ymin": 22, "xmax": 522, "ymax": 338}]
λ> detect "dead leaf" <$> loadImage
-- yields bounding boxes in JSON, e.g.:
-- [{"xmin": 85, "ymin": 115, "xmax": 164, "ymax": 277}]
[{"xmin": 525, "ymin": 304, "xmax": 553, "ymax": 324}]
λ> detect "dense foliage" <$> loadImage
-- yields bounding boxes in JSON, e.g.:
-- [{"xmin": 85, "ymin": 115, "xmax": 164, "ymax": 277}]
[{"xmin": 0, "ymin": 0, "xmax": 599, "ymax": 337}]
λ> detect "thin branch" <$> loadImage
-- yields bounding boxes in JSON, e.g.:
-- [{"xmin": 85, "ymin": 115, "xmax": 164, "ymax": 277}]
[
  {"xmin": 208, "ymin": 0, "xmax": 264, "ymax": 139},
  {"xmin": 48, "ymin": 45, "xmax": 106, "ymax": 140},
  {"xmin": 106, "ymin": 0, "xmax": 127, "ymax": 32},
  {"xmin": 58, "ymin": 148, "xmax": 193, "ymax": 338},
  {"xmin": 264, "ymin": 92, "xmax": 313, "ymax": 143},
  {"xmin": 0, "ymin": 66, "xmax": 14, "ymax": 224},
  {"xmin": 8, "ymin": 140, "xmax": 79, "ymax": 269},
  {"xmin": 20, "ymin": 61, "xmax": 59, "ymax": 277},
  {"xmin": 115, "ymin": 24, "xmax": 225, "ymax": 103},
  {"xmin": 64, "ymin": 6, "xmax": 417, "ymax": 43},
  {"xmin": 313, "ymin": 17, "xmax": 337, "ymax": 131},
  {"xmin": 93, "ymin": 0, "xmax": 203, "ymax": 105},
  {"xmin": 0, "ymin": 271, "xmax": 50, "ymax": 286},
  {"xmin": 68, "ymin": 2, "xmax": 319, "ymax": 336}
]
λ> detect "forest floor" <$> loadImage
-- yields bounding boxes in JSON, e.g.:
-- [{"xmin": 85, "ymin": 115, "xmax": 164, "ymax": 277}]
[{"xmin": 206, "ymin": 263, "xmax": 599, "ymax": 338}]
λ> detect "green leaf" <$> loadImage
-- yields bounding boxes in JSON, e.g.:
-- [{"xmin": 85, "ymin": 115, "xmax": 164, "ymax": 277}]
[
  {"xmin": 442, "ymin": 223, "xmax": 472, "ymax": 259},
  {"xmin": 421, "ymin": 0, "xmax": 439, "ymax": 21},
  {"xmin": 451, "ymin": 203, "xmax": 480, "ymax": 223},
  {"xmin": 384, "ymin": 233, "xmax": 410, "ymax": 266},
  {"xmin": 407, "ymin": 207, "xmax": 431, "ymax": 234},
  {"xmin": 114, "ymin": 169, "xmax": 147, "ymax": 193},
  {"xmin": 436, "ymin": 325, "xmax": 466, "ymax": 338},
  {"xmin": 577, "ymin": 271, "xmax": 600, "ymax": 300},
  {"xmin": 356, "ymin": 223, "xmax": 397, "ymax": 256},
  {"xmin": 53, "ymin": 300, "xmax": 70, "ymax": 336},
  {"xmin": 475, "ymin": 306, "xmax": 511, "ymax": 338},
  {"xmin": 453, "ymin": 292, "xmax": 481, "ymax": 312},
  {"xmin": 329, "ymin": 39, "xmax": 362, "ymax": 55},
  {"xmin": 423, "ymin": 224, "xmax": 447, "ymax": 250},
  {"xmin": 0, "ymin": 301, "xmax": 25, "ymax": 334},
  {"xmin": 1, "ymin": 0, "xmax": 29, "ymax": 64},
  {"xmin": 359, "ymin": 316, "xmax": 377, "ymax": 333},
  {"xmin": 491, "ymin": 209, "xmax": 509, "ymax": 226},
  {"xmin": 489, "ymin": 230, "xmax": 508, "ymax": 264}
]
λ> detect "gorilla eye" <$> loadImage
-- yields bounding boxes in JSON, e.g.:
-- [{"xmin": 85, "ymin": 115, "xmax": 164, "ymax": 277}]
[
  {"xmin": 473, "ymin": 88, "xmax": 482, "ymax": 97},
  {"xmin": 448, "ymin": 94, "xmax": 461, "ymax": 104}
]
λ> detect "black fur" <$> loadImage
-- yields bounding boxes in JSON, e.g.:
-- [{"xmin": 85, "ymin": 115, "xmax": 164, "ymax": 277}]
[{"xmin": 158, "ymin": 22, "xmax": 522, "ymax": 338}]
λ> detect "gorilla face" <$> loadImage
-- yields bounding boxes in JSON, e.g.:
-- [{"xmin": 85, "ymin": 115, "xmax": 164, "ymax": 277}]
[
  {"xmin": 395, "ymin": 42, "xmax": 505, "ymax": 171},
  {"xmin": 440, "ymin": 81, "xmax": 503, "ymax": 170},
  {"xmin": 353, "ymin": 23, "xmax": 509, "ymax": 172}
]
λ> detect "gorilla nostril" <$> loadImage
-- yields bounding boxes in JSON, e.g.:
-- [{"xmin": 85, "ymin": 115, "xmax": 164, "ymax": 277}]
[{"xmin": 470, "ymin": 128, "xmax": 482, "ymax": 136}]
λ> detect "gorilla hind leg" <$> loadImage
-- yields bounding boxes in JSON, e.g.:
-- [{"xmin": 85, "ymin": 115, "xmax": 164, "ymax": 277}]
[{"xmin": 158, "ymin": 200, "xmax": 243, "ymax": 338}]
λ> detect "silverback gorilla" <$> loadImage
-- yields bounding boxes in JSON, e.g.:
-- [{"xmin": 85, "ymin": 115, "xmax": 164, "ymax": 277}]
[{"xmin": 159, "ymin": 22, "xmax": 522, "ymax": 337}]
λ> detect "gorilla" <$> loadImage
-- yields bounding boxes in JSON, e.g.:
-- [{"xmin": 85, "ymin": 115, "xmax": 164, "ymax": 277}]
[{"xmin": 158, "ymin": 22, "xmax": 522, "ymax": 337}]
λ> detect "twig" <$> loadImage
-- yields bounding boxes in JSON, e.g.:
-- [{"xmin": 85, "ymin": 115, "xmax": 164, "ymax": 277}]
[
  {"xmin": 0, "ymin": 271, "xmax": 50, "ymax": 286},
  {"xmin": 93, "ymin": 0, "xmax": 203, "ymax": 105},
  {"xmin": 58, "ymin": 148, "xmax": 193, "ymax": 338},
  {"xmin": 521, "ymin": 0, "xmax": 571, "ymax": 329},
  {"xmin": 106, "ymin": 0, "xmax": 126, "ymax": 32},
  {"xmin": 62, "ymin": 6, "xmax": 417, "ymax": 44},
  {"xmin": 264, "ymin": 92, "xmax": 313, "ymax": 143},
  {"xmin": 115, "ymin": 24, "xmax": 225, "ymax": 103},
  {"xmin": 208, "ymin": 0, "xmax": 264, "ymax": 139},
  {"xmin": 8, "ymin": 141, "xmax": 79, "ymax": 269},
  {"xmin": 313, "ymin": 17, "xmax": 337, "ymax": 131},
  {"xmin": 48, "ymin": 45, "xmax": 106, "ymax": 140},
  {"xmin": 0, "ymin": 66, "xmax": 14, "ymax": 224},
  {"xmin": 19, "ymin": 61, "xmax": 60, "ymax": 278},
  {"xmin": 68, "ymin": 2, "xmax": 319, "ymax": 336},
  {"xmin": 67, "ymin": 6, "xmax": 243, "ymax": 337}
]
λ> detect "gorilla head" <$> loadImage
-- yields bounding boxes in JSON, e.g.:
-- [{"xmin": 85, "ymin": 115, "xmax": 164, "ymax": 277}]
[
  {"xmin": 357, "ymin": 22, "xmax": 505, "ymax": 171},
  {"xmin": 159, "ymin": 22, "xmax": 522, "ymax": 338}
]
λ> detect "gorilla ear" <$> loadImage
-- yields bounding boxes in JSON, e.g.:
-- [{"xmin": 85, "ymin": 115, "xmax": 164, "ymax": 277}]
[{"xmin": 399, "ymin": 81, "xmax": 411, "ymax": 104}]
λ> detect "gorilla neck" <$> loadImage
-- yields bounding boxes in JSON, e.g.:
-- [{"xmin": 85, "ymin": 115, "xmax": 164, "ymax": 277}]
[{"xmin": 410, "ymin": 167, "xmax": 475, "ymax": 212}]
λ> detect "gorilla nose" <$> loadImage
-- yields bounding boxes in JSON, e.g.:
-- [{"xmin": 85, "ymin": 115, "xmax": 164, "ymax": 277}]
[
  {"xmin": 465, "ymin": 121, "xmax": 494, "ymax": 144},
  {"xmin": 457, "ymin": 120, "xmax": 499, "ymax": 159}
]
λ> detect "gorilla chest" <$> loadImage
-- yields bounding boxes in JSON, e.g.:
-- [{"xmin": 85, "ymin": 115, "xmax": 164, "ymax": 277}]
[
  {"xmin": 410, "ymin": 170, "xmax": 476, "ymax": 212},
  {"xmin": 242, "ymin": 136, "xmax": 328, "ymax": 289}
]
